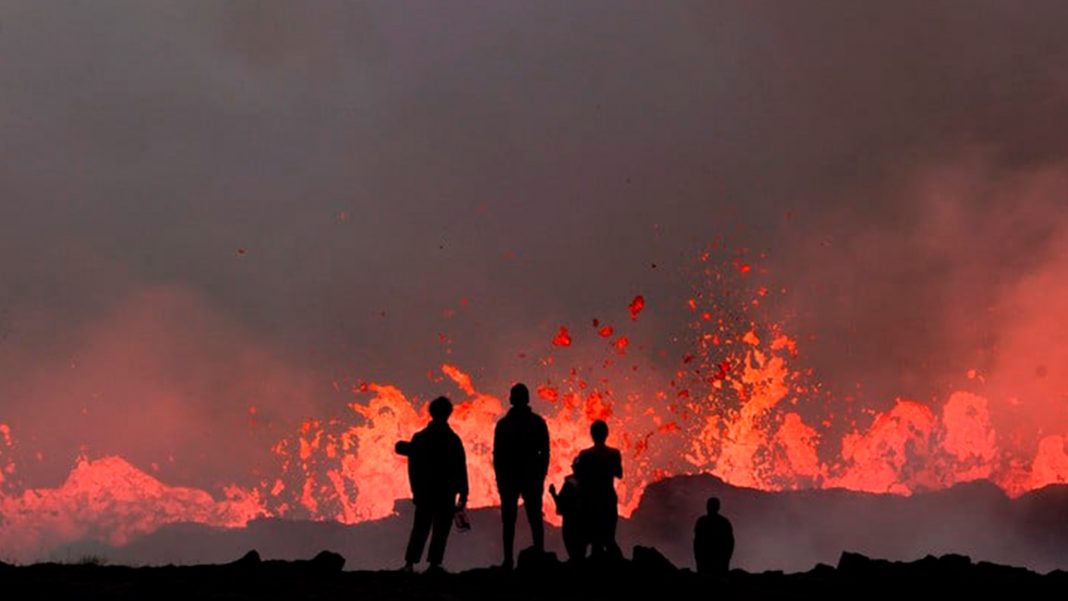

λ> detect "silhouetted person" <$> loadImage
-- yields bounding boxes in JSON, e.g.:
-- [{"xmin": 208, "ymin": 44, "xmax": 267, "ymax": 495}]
[
  {"xmin": 573, "ymin": 419, "xmax": 622, "ymax": 559},
  {"xmin": 493, "ymin": 383, "xmax": 550, "ymax": 569},
  {"xmin": 694, "ymin": 496, "xmax": 734, "ymax": 575},
  {"xmin": 395, "ymin": 396, "xmax": 469, "ymax": 573},
  {"xmin": 549, "ymin": 473, "xmax": 586, "ymax": 562}
]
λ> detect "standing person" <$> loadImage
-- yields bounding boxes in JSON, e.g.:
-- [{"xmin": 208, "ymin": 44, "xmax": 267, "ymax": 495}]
[
  {"xmin": 694, "ymin": 496, "xmax": 734, "ymax": 575},
  {"xmin": 573, "ymin": 419, "xmax": 623, "ymax": 559},
  {"xmin": 395, "ymin": 396, "xmax": 469, "ymax": 573},
  {"xmin": 493, "ymin": 383, "xmax": 550, "ymax": 570}
]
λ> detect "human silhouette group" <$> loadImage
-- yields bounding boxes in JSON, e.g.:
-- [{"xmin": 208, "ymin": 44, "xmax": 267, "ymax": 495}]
[{"xmin": 395, "ymin": 383, "xmax": 734, "ymax": 574}]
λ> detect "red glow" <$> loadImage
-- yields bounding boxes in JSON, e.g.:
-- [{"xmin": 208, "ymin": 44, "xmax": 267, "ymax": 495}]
[
  {"xmin": 629, "ymin": 295, "xmax": 645, "ymax": 320},
  {"xmin": 537, "ymin": 385, "xmax": 559, "ymax": 402},
  {"xmin": 552, "ymin": 326, "xmax": 572, "ymax": 347},
  {"xmin": 3, "ymin": 247, "xmax": 1068, "ymax": 561}
]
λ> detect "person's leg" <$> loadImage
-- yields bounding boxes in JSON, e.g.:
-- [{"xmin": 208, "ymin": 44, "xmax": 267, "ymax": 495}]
[
  {"xmin": 522, "ymin": 482, "xmax": 545, "ymax": 553},
  {"xmin": 499, "ymin": 487, "xmax": 519, "ymax": 567},
  {"xmin": 587, "ymin": 518, "xmax": 603, "ymax": 558},
  {"xmin": 404, "ymin": 503, "xmax": 433, "ymax": 566},
  {"xmin": 589, "ymin": 502, "xmax": 616, "ymax": 558},
  {"xmin": 426, "ymin": 502, "xmax": 454, "ymax": 567},
  {"xmin": 562, "ymin": 520, "xmax": 584, "ymax": 562},
  {"xmin": 606, "ymin": 510, "xmax": 622, "ymax": 559}
]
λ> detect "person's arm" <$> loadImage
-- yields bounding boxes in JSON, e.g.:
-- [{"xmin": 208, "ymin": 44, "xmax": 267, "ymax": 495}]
[
  {"xmin": 537, "ymin": 418, "xmax": 551, "ymax": 479},
  {"xmin": 612, "ymin": 450, "xmax": 623, "ymax": 480},
  {"xmin": 456, "ymin": 438, "xmax": 469, "ymax": 509},
  {"xmin": 406, "ymin": 434, "xmax": 424, "ymax": 499},
  {"xmin": 492, "ymin": 421, "xmax": 503, "ymax": 481},
  {"xmin": 572, "ymin": 453, "xmax": 584, "ymax": 479}
]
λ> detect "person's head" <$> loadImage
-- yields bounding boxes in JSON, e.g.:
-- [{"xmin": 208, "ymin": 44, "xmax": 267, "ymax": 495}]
[
  {"xmin": 509, "ymin": 383, "xmax": 530, "ymax": 407},
  {"xmin": 429, "ymin": 396, "xmax": 453, "ymax": 422},
  {"xmin": 590, "ymin": 420, "xmax": 609, "ymax": 444},
  {"xmin": 706, "ymin": 496, "xmax": 720, "ymax": 515}
]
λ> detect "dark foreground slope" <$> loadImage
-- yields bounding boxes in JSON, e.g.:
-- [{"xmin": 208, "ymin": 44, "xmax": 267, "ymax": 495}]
[
  {"xmin": 625, "ymin": 475, "xmax": 1068, "ymax": 572},
  {"xmin": 59, "ymin": 475, "xmax": 1068, "ymax": 573},
  {"xmin": 1, "ymin": 550, "xmax": 1065, "ymax": 601}
]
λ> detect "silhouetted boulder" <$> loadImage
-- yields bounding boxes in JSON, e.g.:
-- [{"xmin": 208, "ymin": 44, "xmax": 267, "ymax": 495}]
[
  {"xmin": 517, "ymin": 546, "xmax": 560, "ymax": 572},
  {"xmin": 311, "ymin": 550, "xmax": 345, "ymax": 572},
  {"xmin": 584, "ymin": 549, "xmax": 628, "ymax": 573},
  {"xmin": 836, "ymin": 551, "xmax": 895, "ymax": 579},
  {"xmin": 912, "ymin": 553, "xmax": 971, "ymax": 578},
  {"xmin": 231, "ymin": 550, "xmax": 262, "ymax": 568},
  {"xmin": 632, "ymin": 546, "xmax": 677, "ymax": 574},
  {"xmin": 975, "ymin": 561, "xmax": 1036, "ymax": 583},
  {"xmin": 836, "ymin": 551, "xmax": 870, "ymax": 572},
  {"xmin": 804, "ymin": 562, "xmax": 835, "ymax": 579}
]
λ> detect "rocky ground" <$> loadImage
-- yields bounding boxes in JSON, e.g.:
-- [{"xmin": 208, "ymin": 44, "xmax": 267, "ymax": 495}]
[
  {"xmin": 52, "ymin": 475, "xmax": 1068, "ymax": 573},
  {"xmin": 1, "ymin": 548, "xmax": 1064, "ymax": 600}
]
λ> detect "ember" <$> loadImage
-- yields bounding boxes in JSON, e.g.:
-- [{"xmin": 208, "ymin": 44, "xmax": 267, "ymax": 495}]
[{"xmin": 1, "ymin": 249, "xmax": 1066, "ymax": 562}]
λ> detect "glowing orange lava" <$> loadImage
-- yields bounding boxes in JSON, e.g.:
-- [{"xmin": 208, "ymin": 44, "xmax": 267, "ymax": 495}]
[{"xmin": 2, "ymin": 248, "xmax": 1068, "ymax": 561}]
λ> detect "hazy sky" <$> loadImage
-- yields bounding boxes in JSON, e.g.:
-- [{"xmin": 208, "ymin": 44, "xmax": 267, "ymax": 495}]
[{"xmin": 2, "ymin": 1, "xmax": 1068, "ymax": 489}]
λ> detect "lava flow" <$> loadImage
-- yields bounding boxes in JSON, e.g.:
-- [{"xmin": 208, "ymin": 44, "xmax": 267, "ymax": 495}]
[{"xmin": 2, "ymin": 247, "xmax": 1068, "ymax": 562}]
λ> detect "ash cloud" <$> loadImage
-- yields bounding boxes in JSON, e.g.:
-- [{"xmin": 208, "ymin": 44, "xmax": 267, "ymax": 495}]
[{"xmin": 2, "ymin": 0, "xmax": 1068, "ymax": 492}]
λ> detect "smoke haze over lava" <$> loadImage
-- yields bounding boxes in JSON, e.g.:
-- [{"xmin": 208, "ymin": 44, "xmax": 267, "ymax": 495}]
[{"xmin": 3, "ymin": 1, "xmax": 1068, "ymax": 564}]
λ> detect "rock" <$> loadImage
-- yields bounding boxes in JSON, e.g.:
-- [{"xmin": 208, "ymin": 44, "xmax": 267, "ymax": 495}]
[
  {"xmin": 230, "ymin": 550, "xmax": 261, "ymax": 568},
  {"xmin": 311, "ymin": 550, "xmax": 346, "ymax": 572},
  {"xmin": 806, "ymin": 563, "xmax": 836, "ymax": 578},
  {"xmin": 937, "ymin": 553, "xmax": 972, "ymax": 571},
  {"xmin": 975, "ymin": 561, "xmax": 1036, "ymax": 583},
  {"xmin": 836, "ymin": 551, "xmax": 871, "ymax": 573},
  {"xmin": 584, "ymin": 550, "xmax": 629, "ymax": 573},
  {"xmin": 632, "ymin": 546, "xmax": 677, "ymax": 574},
  {"xmin": 517, "ymin": 547, "xmax": 560, "ymax": 572},
  {"xmin": 836, "ymin": 551, "xmax": 897, "ymax": 581}
]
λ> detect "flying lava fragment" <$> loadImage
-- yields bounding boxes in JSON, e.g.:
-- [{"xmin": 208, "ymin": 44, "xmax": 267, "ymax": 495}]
[
  {"xmin": 552, "ymin": 326, "xmax": 572, "ymax": 347},
  {"xmin": 629, "ymin": 295, "xmax": 645, "ymax": 320}
]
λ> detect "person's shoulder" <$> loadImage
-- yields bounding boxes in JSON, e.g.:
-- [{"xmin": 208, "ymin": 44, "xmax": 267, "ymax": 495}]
[{"xmin": 500, "ymin": 409, "xmax": 522, "ymax": 426}]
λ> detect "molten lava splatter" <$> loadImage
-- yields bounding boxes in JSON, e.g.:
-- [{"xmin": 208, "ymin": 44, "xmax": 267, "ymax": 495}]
[
  {"xmin": 3, "ymin": 246, "xmax": 1068, "ymax": 561},
  {"xmin": 628, "ymin": 295, "xmax": 645, "ymax": 321},
  {"xmin": 552, "ymin": 326, "xmax": 572, "ymax": 347}
]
